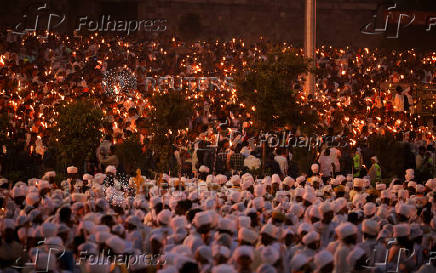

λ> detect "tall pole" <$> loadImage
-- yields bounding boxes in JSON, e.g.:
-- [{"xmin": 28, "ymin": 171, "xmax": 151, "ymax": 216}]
[{"xmin": 304, "ymin": 0, "xmax": 316, "ymax": 95}]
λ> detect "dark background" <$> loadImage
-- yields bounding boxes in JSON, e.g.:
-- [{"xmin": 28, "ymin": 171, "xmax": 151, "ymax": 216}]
[{"xmin": 1, "ymin": 0, "xmax": 435, "ymax": 49}]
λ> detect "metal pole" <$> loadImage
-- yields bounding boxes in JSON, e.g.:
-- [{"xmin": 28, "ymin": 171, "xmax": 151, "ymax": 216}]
[{"xmin": 304, "ymin": 0, "xmax": 316, "ymax": 95}]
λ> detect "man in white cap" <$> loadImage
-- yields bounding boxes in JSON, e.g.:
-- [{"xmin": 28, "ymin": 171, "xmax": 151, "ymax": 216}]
[
  {"xmin": 334, "ymin": 223, "xmax": 358, "ymax": 273},
  {"xmin": 314, "ymin": 202, "xmax": 337, "ymax": 248},
  {"xmin": 61, "ymin": 166, "xmax": 80, "ymax": 193},
  {"xmin": 387, "ymin": 224, "xmax": 415, "ymax": 272}
]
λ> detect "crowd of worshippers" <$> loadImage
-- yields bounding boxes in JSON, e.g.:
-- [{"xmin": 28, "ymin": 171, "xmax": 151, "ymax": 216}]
[
  {"xmin": 0, "ymin": 28, "xmax": 435, "ymax": 180},
  {"xmin": 0, "ymin": 164, "xmax": 435, "ymax": 273}
]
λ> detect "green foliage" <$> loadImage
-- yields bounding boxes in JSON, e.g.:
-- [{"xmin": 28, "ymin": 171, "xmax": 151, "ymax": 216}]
[
  {"xmin": 115, "ymin": 134, "xmax": 144, "ymax": 175},
  {"xmin": 234, "ymin": 48, "xmax": 317, "ymax": 132},
  {"xmin": 55, "ymin": 100, "xmax": 103, "ymax": 171},
  {"xmin": 368, "ymin": 133, "xmax": 406, "ymax": 178},
  {"xmin": 149, "ymin": 91, "xmax": 194, "ymax": 172}
]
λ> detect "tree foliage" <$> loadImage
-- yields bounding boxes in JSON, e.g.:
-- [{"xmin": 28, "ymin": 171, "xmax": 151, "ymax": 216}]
[
  {"xmin": 148, "ymin": 91, "xmax": 194, "ymax": 173},
  {"xmin": 368, "ymin": 133, "xmax": 406, "ymax": 178},
  {"xmin": 235, "ymin": 48, "xmax": 317, "ymax": 132},
  {"xmin": 55, "ymin": 100, "xmax": 103, "ymax": 171}
]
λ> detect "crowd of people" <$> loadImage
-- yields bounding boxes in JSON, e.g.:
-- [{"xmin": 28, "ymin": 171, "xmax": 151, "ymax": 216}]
[{"xmin": 0, "ymin": 29, "xmax": 436, "ymax": 272}]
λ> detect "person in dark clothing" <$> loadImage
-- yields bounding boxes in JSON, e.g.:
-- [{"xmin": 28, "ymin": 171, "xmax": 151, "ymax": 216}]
[{"xmin": 230, "ymin": 144, "xmax": 245, "ymax": 173}]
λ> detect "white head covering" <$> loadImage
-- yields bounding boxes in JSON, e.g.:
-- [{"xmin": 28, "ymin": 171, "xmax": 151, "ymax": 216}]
[{"xmin": 314, "ymin": 250, "xmax": 333, "ymax": 271}]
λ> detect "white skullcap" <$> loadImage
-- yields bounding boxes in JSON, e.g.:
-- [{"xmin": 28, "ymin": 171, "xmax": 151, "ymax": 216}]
[
  {"xmin": 78, "ymin": 242, "xmax": 98, "ymax": 255},
  {"xmin": 309, "ymin": 205, "xmax": 322, "ymax": 219},
  {"xmin": 376, "ymin": 183, "xmax": 386, "ymax": 191},
  {"xmin": 290, "ymin": 253, "xmax": 310, "ymax": 271},
  {"xmin": 302, "ymin": 230, "xmax": 320, "ymax": 245},
  {"xmin": 335, "ymin": 175, "xmax": 346, "ymax": 185},
  {"xmin": 362, "ymin": 219, "xmax": 379, "ymax": 236},
  {"xmin": 271, "ymin": 174, "xmax": 281, "ymax": 184},
  {"xmin": 407, "ymin": 181, "xmax": 416, "ymax": 188},
  {"xmin": 347, "ymin": 246, "xmax": 366, "ymax": 269},
  {"xmin": 199, "ymin": 165, "xmax": 210, "ymax": 173},
  {"xmin": 314, "ymin": 250, "xmax": 333, "ymax": 271},
  {"xmin": 157, "ymin": 209, "xmax": 171, "ymax": 225},
  {"xmin": 42, "ymin": 222, "xmax": 57, "ymax": 237},
  {"xmin": 336, "ymin": 223, "xmax": 357, "ymax": 239},
  {"xmin": 283, "ymin": 177, "xmax": 295, "ymax": 187},
  {"xmin": 83, "ymin": 173, "xmax": 93, "ymax": 181},
  {"xmin": 319, "ymin": 202, "xmax": 333, "ymax": 214},
  {"xmin": 78, "ymin": 220, "xmax": 95, "ymax": 233},
  {"xmin": 297, "ymin": 222, "xmax": 313, "ymax": 236},
  {"xmin": 254, "ymin": 184, "xmax": 266, "ymax": 197},
  {"xmin": 238, "ymin": 228, "xmax": 258, "ymax": 244},
  {"xmin": 380, "ymin": 190, "xmax": 390, "ymax": 199},
  {"xmin": 405, "ymin": 168, "xmax": 414, "ymax": 175},
  {"xmin": 36, "ymin": 180, "xmax": 50, "ymax": 191},
  {"xmin": 212, "ymin": 245, "xmax": 230, "ymax": 258},
  {"xmin": 238, "ymin": 216, "xmax": 251, "ymax": 229},
  {"xmin": 303, "ymin": 190, "xmax": 316, "ymax": 204},
  {"xmin": 215, "ymin": 174, "xmax": 227, "ymax": 185},
  {"xmin": 353, "ymin": 178, "xmax": 363, "ymax": 187},
  {"xmin": 112, "ymin": 224, "xmax": 125, "ymax": 236},
  {"xmin": 364, "ymin": 202, "xmax": 376, "ymax": 216},
  {"xmin": 261, "ymin": 224, "xmax": 278, "ymax": 239},
  {"xmin": 233, "ymin": 245, "xmax": 254, "ymax": 260},
  {"xmin": 72, "ymin": 193, "xmax": 87, "ymax": 203},
  {"xmin": 218, "ymin": 218, "xmax": 236, "ymax": 233},
  {"xmin": 296, "ymin": 176, "xmax": 306, "ymax": 185},
  {"xmin": 46, "ymin": 236, "xmax": 63, "ymax": 248},
  {"xmin": 105, "ymin": 235, "xmax": 125, "ymax": 254},
  {"xmin": 12, "ymin": 184, "xmax": 27, "ymax": 198},
  {"xmin": 311, "ymin": 164, "xmax": 319, "ymax": 173},
  {"xmin": 392, "ymin": 185, "xmax": 402, "ymax": 192},
  {"xmin": 395, "ymin": 203, "xmax": 412, "ymax": 218},
  {"xmin": 105, "ymin": 165, "xmax": 117, "ymax": 174},
  {"xmin": 256, "ymin": 264, "xmax": 277, "ymax": 273},
  {"xmin": 193, "ymin": 211, "xmax": 213, "ymax": 227},
  {"xmin": 294, "ymin": 187, "xmax": 305, "ymax": 197},
  {"xmin": 416, "ymin": 184, "xmax": 425, "ymax": 193},
  {"xmin": 94, "ymin": 173, "xmax": 106, "ymax": 185},
  {"xmin": 253, "ymin": 197, "xmax": 265, "ymax": 210},
  {"xmin": 212, "ymin": 264, "xmax": 237, "ymax": 273},
  {"xmin": 261, "ymin": 246, "xmax": 280, "ymax": 264},
  {"xmin": 393, "ymin": 224, "xmax": 410, "ymax": 237},
  {"xmin": 334, "ymin": 197, "xmax": 347, "ymax": 212},
  {"xmin": 42, "ymin": 171, "xmax": 56, "ymax": 180},
  {"xmin": 231, "ymin": 191, "xmax": 242, "ymax": 203},
  {"xmin": 26, "ymin": 192, "xmax": 40, "ymax": 207},
  {"xmin": 425, "ymin": 179, "xmax": 436, "ymax": 190},
  {"xmin": 196, "ymin": 245, "xmax": 212, "ymax": 263},
  {"xmin": 67, "ymin": 166, "xmax": 78, "ymax": 174},
  {"xmin": 95, "ymin": 231, "xmax": 111, "ymax": 243}
]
